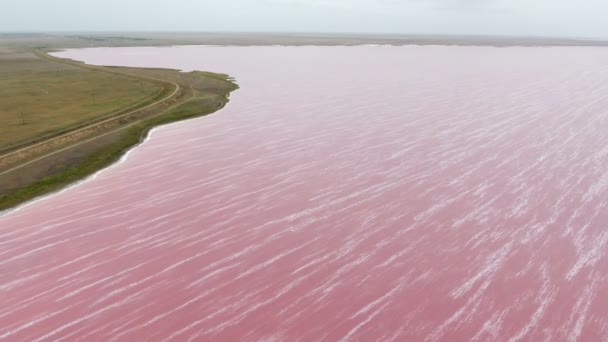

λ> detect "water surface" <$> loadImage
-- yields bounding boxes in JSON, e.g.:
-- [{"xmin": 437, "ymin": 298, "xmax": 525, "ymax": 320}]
[{"xmin": 3, "ymin": 46, "xmax": 608, "ymax": 341}]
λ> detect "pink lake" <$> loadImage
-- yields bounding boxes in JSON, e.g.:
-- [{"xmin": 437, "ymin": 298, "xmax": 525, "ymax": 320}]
[{"xmin": 2, "ymin": 45, "xmax": 608, "ymax": 341}]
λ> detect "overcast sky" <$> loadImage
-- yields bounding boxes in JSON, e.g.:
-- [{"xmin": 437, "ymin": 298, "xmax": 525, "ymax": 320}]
[{"xmin": 2, "ymin": 0, "xmax": 608, "ymax": 38}]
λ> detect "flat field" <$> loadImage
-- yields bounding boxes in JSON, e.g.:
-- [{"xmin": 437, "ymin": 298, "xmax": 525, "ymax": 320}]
[{"xmin": 0, "ymin": 48, "xmax": 160, "ymax": 150}]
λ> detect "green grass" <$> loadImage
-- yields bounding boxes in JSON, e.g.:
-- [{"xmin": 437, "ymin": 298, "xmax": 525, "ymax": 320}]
[{"xmin": 0, "ymin": 52, "xmax": 161, "ymax": 149}]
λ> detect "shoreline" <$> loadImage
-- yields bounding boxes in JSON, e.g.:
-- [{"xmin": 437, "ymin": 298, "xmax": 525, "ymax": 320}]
[
  {"xmin": 0, "ymin": 124, "xmax": 152, "ymax": 218},
  {"xmin": 0, "ymin": 50, "xmax": 238, "ymax": 213},
  {"xmin": 0, "ymin": 119, "xmax": 170, "ymax": 218}
]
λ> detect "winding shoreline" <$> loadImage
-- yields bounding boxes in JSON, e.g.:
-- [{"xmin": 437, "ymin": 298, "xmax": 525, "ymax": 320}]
[{"xmin": 0, "ymin": 50, "xmax": 238, "ymax": 213}]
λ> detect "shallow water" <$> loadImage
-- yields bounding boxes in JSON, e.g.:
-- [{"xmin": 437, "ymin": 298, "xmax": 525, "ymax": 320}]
[{"xmin": 2, "ymin": 45, "xmax": 608, "ymax": 340}]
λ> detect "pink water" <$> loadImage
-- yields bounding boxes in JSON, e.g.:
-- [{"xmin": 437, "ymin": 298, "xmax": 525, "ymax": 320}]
[{"xmin": 2, "ymin": 46, "xmax": 608, "ymax": 341}]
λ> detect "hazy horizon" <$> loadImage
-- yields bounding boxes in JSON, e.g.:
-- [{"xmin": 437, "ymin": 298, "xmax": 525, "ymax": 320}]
[{"xmin": 2, "ymin": 0, "xmax": 608, "ymax": 40}]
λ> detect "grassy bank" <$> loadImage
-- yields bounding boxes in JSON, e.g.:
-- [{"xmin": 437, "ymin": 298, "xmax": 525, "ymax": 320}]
[{"xmin": 0, "ymin": 93, "xmax": 234, "ymax": 212}]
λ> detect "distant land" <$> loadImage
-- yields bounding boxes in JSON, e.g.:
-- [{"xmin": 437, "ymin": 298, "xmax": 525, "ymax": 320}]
[{"xmin": 2, "ymin": 32, "xmax": 608, "ymax": 48}]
